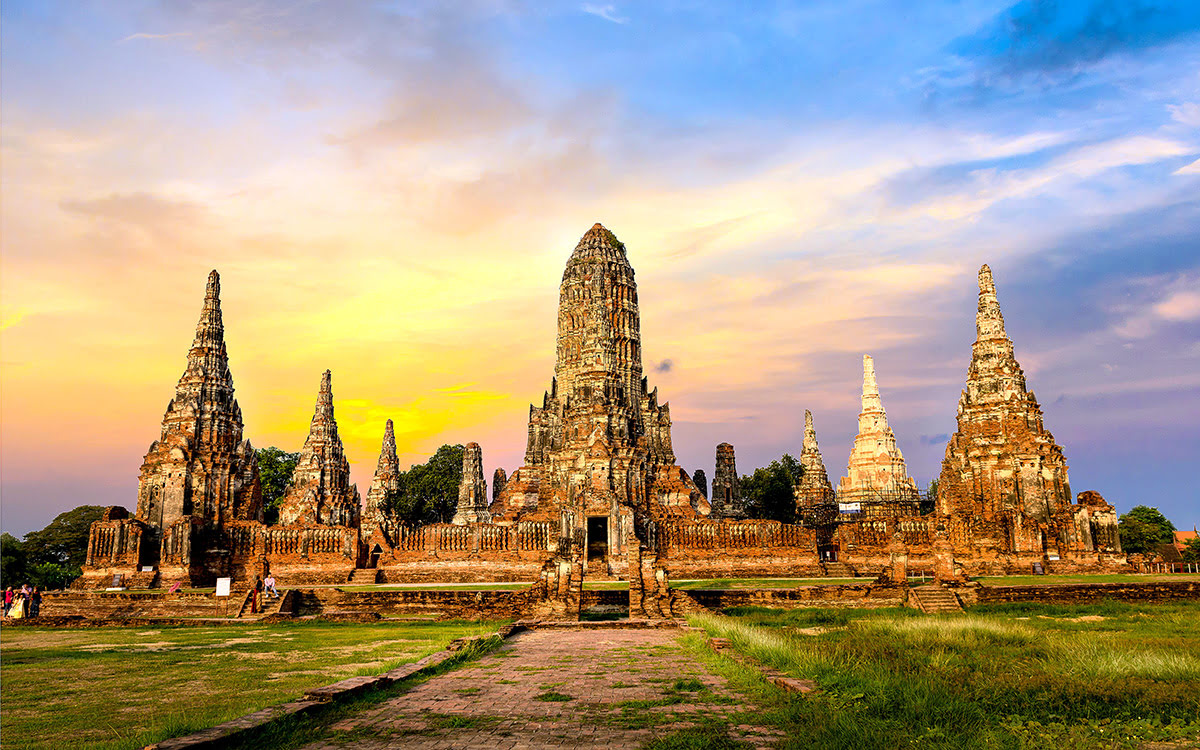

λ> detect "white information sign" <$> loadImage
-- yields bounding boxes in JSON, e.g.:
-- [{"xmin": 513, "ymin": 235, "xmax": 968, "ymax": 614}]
[{"xmin": 215, "ymin": 577, "xmax": 232, "ymax": 597}]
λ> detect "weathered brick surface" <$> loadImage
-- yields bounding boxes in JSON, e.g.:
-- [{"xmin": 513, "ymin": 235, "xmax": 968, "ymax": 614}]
[{"xmin": 968, "ymin": 580, "xmax": 1200, "ymax": 605}]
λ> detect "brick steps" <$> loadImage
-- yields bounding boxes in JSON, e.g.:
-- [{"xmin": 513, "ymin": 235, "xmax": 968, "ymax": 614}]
[
  {"xmin": 347, "ymin": 569, "xmax": 380, "ymax": 585},
  {"xmin": 911, "ymin": 584, "xmax": 963, "ymax": 613},
  {"xmin": 821, "ymin": 562, "xmax": 858, "ymax": 577}
]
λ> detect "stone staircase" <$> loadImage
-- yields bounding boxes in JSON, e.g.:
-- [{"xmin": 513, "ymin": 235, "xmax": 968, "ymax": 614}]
[
  {"xmin": 911, "ymin": 584, "xmax": 963, "ymax": 613},
  {"xmin": 821, "ymin": 562, "xmax": 858, "ymax": 578},
  {"xmin": 125, "ymin": 570, "xmax": 160, "ymax": 589},
  {"xmin": 347, "ymin": 569, "xmax": 380, "ymax": 585}
]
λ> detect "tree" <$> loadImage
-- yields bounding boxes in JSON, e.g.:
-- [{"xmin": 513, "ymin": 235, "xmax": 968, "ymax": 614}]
[
  {"xmin": 22, "ymin": 505, "xmax": 105, "ymax": 569},
  {"xmin": 1182, "ymin": 537, "xmax": 1200, "ymax": 563},
  {"xmin": 741, "ymin": 454, "xmax": 803, "ymax": 524},
  {"xmin": 1118, "ymin": 505, "xmax": 1177, "ymax": 555},
  {"xmin": 692, "ymin": 469, "xmax": 708, "ymax": 499},
  {"xmin": 1, "ymin": 533, "xmax": 28, "ymax": 587},
  {"xmin": 382, "ymin": 444, "xmax": 465, "ymax": 527},
  {"xmin": 256, "ymin": 447, "xmax": 300, "ymax": 524}
]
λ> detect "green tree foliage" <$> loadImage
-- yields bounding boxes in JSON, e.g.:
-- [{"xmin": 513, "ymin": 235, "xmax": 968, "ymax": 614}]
[
  {"xmin": 2, "ymin": 505, "xmax": 106, "ymax": 589},
  {"xmin": 692, "ymin": 469, "xmax": 708, "ymax": 499},
  {"xmin": 21, "ymin": 505, "xmax": 105, "ymax": 568},
  {"xmin": 382, "ymin": 444, "xmax": 465, "ymax": 527},
  {"xmin": 1118, "ymin": 505, "xmax": 1177, "ymax": 555},
  {"xmin": 1, "ymin": 532, "xmax": 28, "ymax": 586},
  {"xmin": 740, "ymin": 454, "xmax": 803, "ymax": 524},
  {"xmin": 256, "ymin": 447, "xmax": 300, "ymax": 524},
  {"xmin": 1181, "ymin": 537, "xmax": 1200, "ymax": 563}
]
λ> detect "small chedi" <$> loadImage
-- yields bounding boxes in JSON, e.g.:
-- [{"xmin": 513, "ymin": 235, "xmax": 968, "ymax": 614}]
[
  {"xmin": 835, "ymin": 355, "xmax": 920, "ymax": 516},
  {"xmin": 709, "ymin": 443, "xmax": 744, "ymax": 519},
  {"xmin": 361, "ymin": 419, "xmax": 400, "ymax": 548},
  {"xmin": 79, "ymin": 237, "xmax": 1126, "ymax": 595},
  {"xmin": 278, "ymin": 371, "xmax": 361, "ymax": 528},
  {"xmin": 935, "ymin": 265, "xmax": 1120, "ymax": 561},
  {"xmin": 452, "ymin": 443, "xmax": 491, "ymax": 525},
  {"xmin": 795, "ymin": 410, "xmax": 835, "ymax": 511}
]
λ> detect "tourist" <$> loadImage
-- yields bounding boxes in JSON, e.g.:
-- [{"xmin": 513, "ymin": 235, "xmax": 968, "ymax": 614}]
[
  {"xmin": 264, "ymin": 574, "xmax": 278, "ymax": 599},
  {"xmin": 3, "ymin": 586, "xmax": 12, "ymax": 616},
  {"xmin": 29, "ymin": 586, "xmax": 42, "ymax": 618},
  {"xmin": 9, "ymin": 586, "xmax": 26, "ymax": 619},
  {"xmin": 251, "ymin": 576, "xmax": 262, "ymax": 614}
]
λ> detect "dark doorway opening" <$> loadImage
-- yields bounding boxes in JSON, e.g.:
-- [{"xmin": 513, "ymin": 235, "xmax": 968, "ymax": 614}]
[
  {"xmin": 369, "ymin": 544, "xmax": 382, "ymax": 569},
  {"xmin": 587, "ymin": 516, "xmax": 608, "ymax": 561}
]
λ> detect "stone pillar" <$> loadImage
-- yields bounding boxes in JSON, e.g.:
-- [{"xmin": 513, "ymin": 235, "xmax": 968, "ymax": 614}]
[
  {"xmin": 452, "ymin": 443, "xmax": 492, "ymax": 525},
  {"xmin": 888, "ymin": 532, "xmax": 908, "ymax": 585},
  {"xmin": 492, "ymin": 468, "xmax": 507, "ymax": 505},
  {"xmin": 933, "ymin": 527, "xmax": 957, "ymax": 582}
]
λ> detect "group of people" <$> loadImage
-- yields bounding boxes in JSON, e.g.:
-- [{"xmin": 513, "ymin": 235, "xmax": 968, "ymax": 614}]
[
  {"xmin": 3, "ymin": 585, "xmax": 42, "ymax": 619},
  {"xmin": 248, "ymin": 574, "xmax": 280, "ymax": 614}
]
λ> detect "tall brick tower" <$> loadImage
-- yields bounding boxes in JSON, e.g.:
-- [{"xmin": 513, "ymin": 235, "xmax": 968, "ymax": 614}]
[
  {"xmin": 135, "ymin": 270, "xmax": 262, "ymax": 532},
  {"xmin": 937, "ymin": 265, "xmax": 1072, "ymax": 522},
  {"xmin": 493, "ymin": 223, "xmax": 703, "ymax": 537}
]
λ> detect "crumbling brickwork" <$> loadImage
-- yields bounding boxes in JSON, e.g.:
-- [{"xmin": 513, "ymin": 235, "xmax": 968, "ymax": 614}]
[{"xmin": 795, "ymin": 410, "xmax": 834, "ymax": 509}]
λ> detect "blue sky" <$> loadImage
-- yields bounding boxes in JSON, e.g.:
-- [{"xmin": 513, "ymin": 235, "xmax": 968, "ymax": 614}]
[{"xmin": 2, "ymin": 0, "xmax": 1198, "ymax": 536}]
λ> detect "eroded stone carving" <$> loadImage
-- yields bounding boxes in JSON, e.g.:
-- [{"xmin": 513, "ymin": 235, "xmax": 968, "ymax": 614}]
[{"xmin": 362, "ymin": 419, "xmax": 400, "ymax": 544}]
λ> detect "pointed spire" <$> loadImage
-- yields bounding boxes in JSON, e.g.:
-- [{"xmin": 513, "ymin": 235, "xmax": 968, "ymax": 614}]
[
  {"xmin": 376, "ymin": 418, "xmax": 397, "ymax": 473},
  {"xmin": 976, "ymin": 264, "xmax": 1008, "ymax": 341},
  {"xmin": 315, "ymin": 369, "xmax": 334, "ymax": 418},
  {"xmin": 191, "ymin": 269, "xmax": 225, "ymax": 351},
  {"xmin": 797, "ymin": 409, "xmax": 834, "ymax": 507},
  {"xmin": 861, "ymin": 355, "xmax": 882, "ymax": 412}
]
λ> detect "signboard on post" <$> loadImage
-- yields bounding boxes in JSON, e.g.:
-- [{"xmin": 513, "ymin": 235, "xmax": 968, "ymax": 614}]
[{"xmin": 215, "ymin": 577, "xmax": 232, "ymax": 618}]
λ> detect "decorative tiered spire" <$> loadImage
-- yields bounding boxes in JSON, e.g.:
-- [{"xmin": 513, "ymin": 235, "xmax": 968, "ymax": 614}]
[
  {"xmin": 837, "ymin": 355, "xmax": 919, "ymax": 508},
  {"xmin": 937, "ymin": 265, "xmax": 1072, "ymax": 522},
  {"xmin": 709, "ymin": 443, "xmax": 745, "ymax": 518},
  {"xmin": 795, "ymin": 410, "xmax": 834, "ymax": 508},
  {"xmin": 135, "ymin": 269, "xmax": 261, "ymax": 527},
  {"xmin": 278, "ymin": 370, "xmax": 361, "ymax": 527},
  {"xmin": 362, "ymin": 419, "xmax": 400, "ymax": 542}
]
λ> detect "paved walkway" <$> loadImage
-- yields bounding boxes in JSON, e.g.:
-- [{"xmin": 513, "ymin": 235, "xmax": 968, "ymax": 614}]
[{"xmin": 298, "ymin": 628, "xmax": 782, "ymax": 749}]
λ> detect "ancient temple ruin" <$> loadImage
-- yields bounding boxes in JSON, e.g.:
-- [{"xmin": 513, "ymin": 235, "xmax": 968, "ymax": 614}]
[
  {"xmin": 835, "ymin": 355, "xmax": 920, "ymax": 516},
  {"xmin": 452, "ymin": 443, "xmax": 491, "ymax": 525},
  {"xmin": 709, "ymin": 443, "xmax": 744, "ymax": 519},
  {"xmin": 795, "ymin": 410, "xmax": 835, "ymax": 511},
  {"xmin": 278, "ymin": 371, "xmax": 361, "ymax": 528},
  {"xmin": 361, "ymin": 419, "xmax": 400, "ymax": 548},
  {"xmin": 80, "ymin": 250, "xmax": 1126, "ymax": 592},
  {"xmin": 134, "ymin": 271, "xmax": 263, "ymax": 532},
  {"xmin": 935, "ymin": 265, "xmax": 1120, "ymax": 560}
]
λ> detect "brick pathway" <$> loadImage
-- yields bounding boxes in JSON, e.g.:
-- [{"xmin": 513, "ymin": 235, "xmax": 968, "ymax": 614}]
[{"xmin": 298, "ymin": 628, "xmax": 783, "ymax": 749}]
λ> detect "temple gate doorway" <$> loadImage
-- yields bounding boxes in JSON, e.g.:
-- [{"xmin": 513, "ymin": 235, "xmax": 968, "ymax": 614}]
[{"xmin": 587, "ymin": 516, "xmax": 608, "ymax": 562}]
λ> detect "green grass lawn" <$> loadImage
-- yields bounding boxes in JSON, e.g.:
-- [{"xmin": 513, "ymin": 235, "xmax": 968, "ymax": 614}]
[
  {"xmin": 0, "ymin": 620, "xmax": 505, "ymax": 750},
  {"xmin": 690, "ymin": 601, "xmax": 1200, "ymax": 749}
]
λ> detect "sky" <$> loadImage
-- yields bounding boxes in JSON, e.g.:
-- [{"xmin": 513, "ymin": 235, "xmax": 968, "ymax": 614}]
[{"xmin": 2, "ymin": 0, "xmax": 1198, "ymax": 537}]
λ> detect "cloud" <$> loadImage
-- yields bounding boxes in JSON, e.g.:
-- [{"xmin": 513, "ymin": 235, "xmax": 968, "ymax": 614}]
[
  {"xmin": 1168, "ymin": 102, "xmax": 1200, "ymax": 127},
  {"xmin": 655, "ymin": 359, "xmax": 674, "ymax": 373},
  {"xmin": 1112, "ymin": 272, "xmax": 1200, "ymax": 339},
  {"xmin": 1174, "ymin": 157, "xmax": 1200, "ymax": 175},
  {"xmin": 118, "ymin": 32, "xmax": 191, "ymax": 44},
  {"xmin": 581, "ymin": 4, "xmax": 629, "ymax": 25},
  {"xmin": 953, "ymin": 0, "xmax": 1200, "ymax": 81}
]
